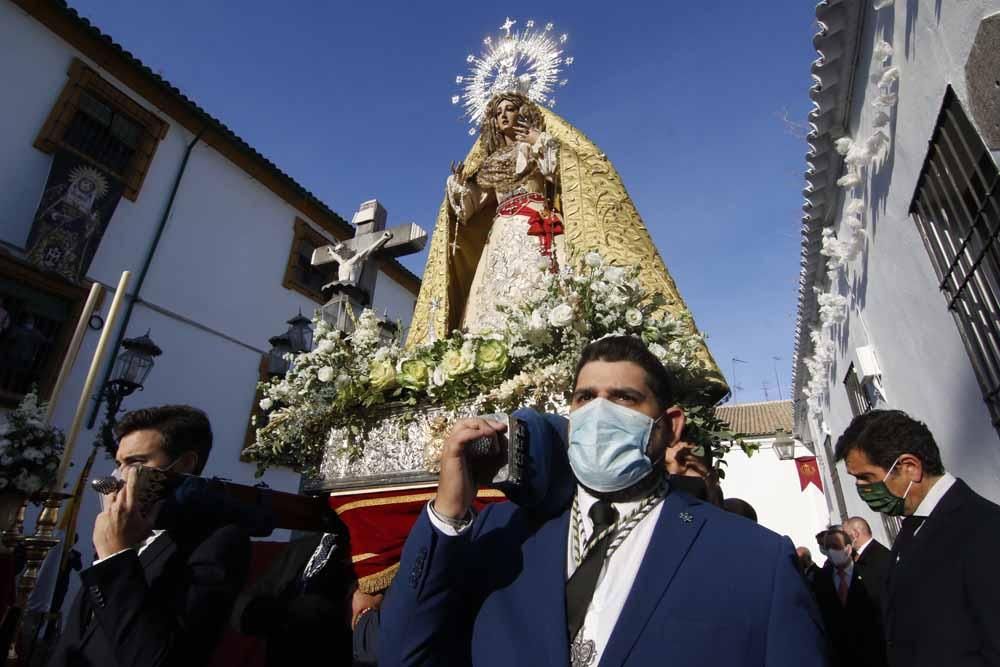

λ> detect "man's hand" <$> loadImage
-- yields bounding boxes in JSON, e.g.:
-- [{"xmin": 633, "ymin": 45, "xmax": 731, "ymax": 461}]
[
  {"xmin": 433, "ymin": 418, "xmax": 507, "ymax": 521},
  {"xmin": 93, "ymin": 465, "xmax": 156, "ymax": 560}
]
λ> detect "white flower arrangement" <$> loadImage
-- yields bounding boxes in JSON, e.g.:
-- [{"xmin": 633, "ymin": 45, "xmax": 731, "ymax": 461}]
[
  {"xmin": 0, "ymin": 391, "xmax": 65, "ymax": 497},
  {"xmin": 246, "ymin": 252, "xmax": 728, "ymax": 476}
]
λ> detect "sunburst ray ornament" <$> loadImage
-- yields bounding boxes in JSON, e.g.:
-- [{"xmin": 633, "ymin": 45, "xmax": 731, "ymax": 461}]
[{"xmin": 452, "ymin": 17, "xmax": 572, "ymax": 132}]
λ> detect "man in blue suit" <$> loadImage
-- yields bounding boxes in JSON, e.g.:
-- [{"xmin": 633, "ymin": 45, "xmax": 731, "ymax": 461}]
[{"xmin": 381, "ymin": 336, "xmax": 826, "ymax": 666}]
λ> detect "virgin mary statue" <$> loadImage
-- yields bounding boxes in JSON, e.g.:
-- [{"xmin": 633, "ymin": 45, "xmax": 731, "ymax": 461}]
[{"xmin": 405, "ymin": 21, "xmax": 722, "ymax": 387}]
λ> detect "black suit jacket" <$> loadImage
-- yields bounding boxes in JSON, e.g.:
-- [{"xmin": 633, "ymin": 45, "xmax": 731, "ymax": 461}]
[
  {"xmin": 885, "ymin": 479, "xmax": 1000, "ymax": 667},
  {"xmin": 230, "ymin": 534, "xmax": 353, "ymax": 666},
  {"xmin": 855, "ymin": 539, "xmax": 891, "ymax": 611},
  {"xmin": 814, "ymin": 563, "xmax": 887, "ymax": 667},
  {"xmin": 48, "ymin": 524, "xmax": 251, "ymax": 667}
]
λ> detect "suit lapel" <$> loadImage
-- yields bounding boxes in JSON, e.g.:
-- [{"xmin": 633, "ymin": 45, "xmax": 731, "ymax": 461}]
[
  {"xmin": 599, "ymin": 492, "xmax": 704, "ymax": 667},
  {"xmin": 531, "ymin": 508, "xmax": 571, "ymax": 667},
  {"xmin": 887, "ymin": 480, "xmax": 968, "ymax": 612}
]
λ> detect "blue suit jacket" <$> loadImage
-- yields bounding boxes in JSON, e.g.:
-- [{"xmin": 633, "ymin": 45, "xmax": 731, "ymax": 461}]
[{"xmin": 380, "ymin": 489, "xmax": 827, "ymax": 666}]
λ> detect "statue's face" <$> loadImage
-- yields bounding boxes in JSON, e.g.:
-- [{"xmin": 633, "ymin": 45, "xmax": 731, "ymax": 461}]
[{"xmin": 493, "ymin": 99, "xmax": 520, "ymax": 138}]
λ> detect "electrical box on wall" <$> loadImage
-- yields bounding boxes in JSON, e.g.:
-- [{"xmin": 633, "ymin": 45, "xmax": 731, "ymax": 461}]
[{"xmin": 855, "ymin": 345, "xmax": 882, "ymax": 382}]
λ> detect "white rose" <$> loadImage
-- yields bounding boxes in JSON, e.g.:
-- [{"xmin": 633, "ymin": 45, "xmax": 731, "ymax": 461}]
[
  {"xmin": 604, "ymin": 266, "xmax": 627, "ymax": 284},
  {"xmin": 625, "ymin": 309, "xmax": 643, "ymax": 327},
  {"xmin": 548, "ymin": 304, "xmax": 574, "ymax": 328},
  {"xmin": 335, "ymin": 374, "xmax": 351, "ymax": 388},
  {"xmin": 432, "ymin": 366, "xmax": 447, "ymax": 387},
  {"xmin": 584, "ymin": 252, "xmax": 603, "ymax": 267},
  {"xmin": 648, "ymin": 342, "xmax": 668, "ymax": 361},
  {"xmin": 315, "ymin": 339, "xmax": 335, "ymax": 355},
  {"xmin": 317, "ymin": 366, "xmax": 335, "ymax": 383},
  {"xmin": 259, "ymin": 398, "xmax": 273, "ymax": 411}
]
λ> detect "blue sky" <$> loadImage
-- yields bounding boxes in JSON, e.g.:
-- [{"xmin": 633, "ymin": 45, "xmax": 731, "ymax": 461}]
[{"xmin": 69, "ymin": 0, "xmax": 818, "ymax": 404}]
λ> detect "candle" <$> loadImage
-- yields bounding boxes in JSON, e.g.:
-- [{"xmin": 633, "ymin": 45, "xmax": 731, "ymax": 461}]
[
  {"xmin": 45, "ymin": 282, "xmax": 104, "ymax": 425},
  {"xmin": 54, "ymin": 271, "xmax": 131, "ymax": 491}
]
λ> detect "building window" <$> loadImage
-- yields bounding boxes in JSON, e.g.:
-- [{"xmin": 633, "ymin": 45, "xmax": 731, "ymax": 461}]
[
  {"xmin": 283, "ymin": 218, "xmax": 337, "ymax": 303},
  {"xmin": 844, "ymin": 364, "xmax": 872, "ymax": 417},
  {"xmin": 0, "ymin": 253, "xmax": 99, "ymax": 406},
  {"xmin": 821, "ymin": 435, "xmax": 849, "ymax": 521},
  {"xmin": 842, "ymin": 363, "xmax": 899, "ymax": 539},
  {"xmin": 911, "ymin": 87, "xmax": 1000, "ymax": 434},
  {"xmin": 34, "ymin": 58, "xmax": 168, "ymax": 201}
]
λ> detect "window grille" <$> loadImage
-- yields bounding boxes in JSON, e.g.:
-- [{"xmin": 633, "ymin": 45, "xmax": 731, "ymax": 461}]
[
  {"xmin": 910, "ymin": 87, "xmax": 1000, "ymax": 434},
  {"xmin": 62, "ymin": 91, "xmax": 142, "ymax": 176},
  {"xmin": 843, "ymin": 363, "xmax": 872, "ymax": 418}
]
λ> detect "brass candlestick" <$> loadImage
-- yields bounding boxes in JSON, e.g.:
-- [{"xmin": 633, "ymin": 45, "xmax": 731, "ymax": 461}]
[{"xmin": 2, "ymin": 493, "xmax": 68, "ymax": 666}]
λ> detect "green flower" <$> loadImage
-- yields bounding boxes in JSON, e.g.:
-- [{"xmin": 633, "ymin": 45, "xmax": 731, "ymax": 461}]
[
  {"xmin": 398, "ymin": 358, "xmax": 429, "ymax": 390},
  {"xmin": 476, "ymin": 340, "xmax": 509, "ymax": 375},
  {"xmin": 368, "ymin": 360, "xmax": 397, "ymax": 392},
  {"xmin": 441, "ymin": 349, "xmax": 475, "ymax": 379}
]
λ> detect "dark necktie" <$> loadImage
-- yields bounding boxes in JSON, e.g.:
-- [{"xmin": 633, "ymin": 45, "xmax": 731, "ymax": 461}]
[
  {"xmin": 893, "ymin": 515, "xmax": 926, "ymax": 560},
  {"xmin": 566, "ymin": 500, "xmax": 619, "ymax": 642}
]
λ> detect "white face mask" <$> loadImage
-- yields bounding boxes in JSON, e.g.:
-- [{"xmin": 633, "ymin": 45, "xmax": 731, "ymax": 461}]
[
  {"xmin": 567, "ymin": 397, "xmax": 661, "ymax": 493},
  {"xmin": 827, "ymin": 547, "xmax": 852, "ymax": 567}
]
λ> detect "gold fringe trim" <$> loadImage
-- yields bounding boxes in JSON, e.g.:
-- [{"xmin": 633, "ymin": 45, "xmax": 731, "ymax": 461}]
[
  {"xmin": 334, "ymin": 488, "xmax": 506, "ymax": 515},
  {"xmin": 358, "ymin": 563, "xmax": 400, "ymax": 594}
]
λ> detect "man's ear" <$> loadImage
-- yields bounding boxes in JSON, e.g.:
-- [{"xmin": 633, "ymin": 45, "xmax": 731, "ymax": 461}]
[
  {"xmin": 174, "ymin": 451, "xmax": 200, "ymax": 475},
  {"xmin": 898, "ymin": 453, "xmax": 925, "ymax": 483},
  {"xmin": 663, "ymin": 406, "xmax": 686, "ymax": 447}
]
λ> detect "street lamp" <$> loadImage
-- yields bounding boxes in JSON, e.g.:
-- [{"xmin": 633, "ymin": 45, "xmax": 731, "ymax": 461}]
[
  {"xmin": 97, "ymin": 331, "xmax": 162, "ymax": 453},
  {"xmin": 286, "ymin": 311, "xmax": 313, "ymax": 353},
  {"xmin": 267, "ymin": 312, "xmax": 314, "ymax": 378},
  {"xmin": 267, "ymin": 331, "xmax": 293, "ymax": 377},
  {"xmin": 772, "ymin": 429, "xmax": 796, "ymax": 461}
]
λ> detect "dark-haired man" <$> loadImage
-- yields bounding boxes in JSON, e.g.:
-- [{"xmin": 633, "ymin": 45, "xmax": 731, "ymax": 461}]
[
  {"xmin": 835, "ymin": 409, "xmax": 1000, "ymax": 667},
  {"xmin": 381, "ymin": 336, "xmax": 825, "ymax": 666},
  {"xmin": 48, "ymin": 405, "xmax": 251, "ymax": 667},
  {"xmin": 811, "ymin": 528, "xmax": 886, "ymax": 667}
]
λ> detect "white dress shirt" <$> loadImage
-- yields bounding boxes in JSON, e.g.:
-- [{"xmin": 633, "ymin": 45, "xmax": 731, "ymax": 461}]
[
  {"xmin": 912, "ymin": 472, "xmax": 956, "ymax": 535},
  {"xmin": 854, "ymin": 536, "xmax": 872, "ymax": 559},
  {"xmin": 427, "ymin": 485, "xmax": 664, "ymax": 665},
  {"xmin": 93, "ymin": 530, "xmax": 166, "ymax": 565}
]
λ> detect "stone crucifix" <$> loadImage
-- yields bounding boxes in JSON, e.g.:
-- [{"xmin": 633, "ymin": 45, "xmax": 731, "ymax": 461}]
[{"xmin": 311, "ymin": 199, "xmax": 427, "ymax": 308}]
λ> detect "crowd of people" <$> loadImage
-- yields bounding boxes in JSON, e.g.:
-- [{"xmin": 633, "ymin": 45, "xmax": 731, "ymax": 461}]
[{"xmin": 33, "ymin": 336, "xmax": 1000, "ymax": 666}]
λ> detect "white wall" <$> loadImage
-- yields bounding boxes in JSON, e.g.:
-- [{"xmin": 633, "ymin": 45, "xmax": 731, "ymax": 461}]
[
  {"xmin": 803, "ymin": 0, "xmax": 1000, "ymax": 523},
  {"xmin": 2, "ymin": 0, "xmax": 418, "ymax": 550},
  {"xmin": 720, "ymin": 437, "xmax": 830, "ymax": 555}
]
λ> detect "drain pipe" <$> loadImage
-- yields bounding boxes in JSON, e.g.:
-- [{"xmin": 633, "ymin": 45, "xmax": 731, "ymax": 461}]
[{"xmin": 86, "ymin": 128, "xmax": 205, "ymax": 429}]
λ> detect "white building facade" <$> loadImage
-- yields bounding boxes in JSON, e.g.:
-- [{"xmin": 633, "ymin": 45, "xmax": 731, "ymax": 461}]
[
  {"xmin": 0, "ymin": 0, "xmax": 419, "ymax": 544},
  {"xmin": 716, "ymin": 400, "xmax": 830, "ymax": 555},
  {"xmin": 792, "ymin": 0, "xmax": 1000, "ymax": 544}
]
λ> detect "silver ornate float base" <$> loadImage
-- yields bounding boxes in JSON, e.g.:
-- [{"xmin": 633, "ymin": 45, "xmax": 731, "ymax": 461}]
[{"xmin": 302, "ymin": 400, "xmax": 483, "ymax": 493}]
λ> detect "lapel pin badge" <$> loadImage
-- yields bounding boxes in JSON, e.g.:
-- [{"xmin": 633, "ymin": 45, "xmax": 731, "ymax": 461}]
[{"xmin": 679, "ymin": 512, "xmax": 693, "ymax": 523}]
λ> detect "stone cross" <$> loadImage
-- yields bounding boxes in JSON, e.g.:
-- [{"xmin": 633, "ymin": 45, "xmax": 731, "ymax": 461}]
[{"xmin": 311, "ymin": 199, "xmax": 427, "ymax": 333}]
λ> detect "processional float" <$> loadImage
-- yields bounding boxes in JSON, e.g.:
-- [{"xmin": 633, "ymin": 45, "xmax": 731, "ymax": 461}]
[{"xmin": 246, "ymin": 18, "xmax": 730, "ymax": 594}]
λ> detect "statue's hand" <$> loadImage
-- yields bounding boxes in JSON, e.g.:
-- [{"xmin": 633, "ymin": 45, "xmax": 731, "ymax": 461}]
[
  {"xmin": 515, "ymin": 119, "xmax": 541, "ymax": 145},
  {"xmin": 450, "ymin": 160, "xmax": 468, "ymax": 187}
]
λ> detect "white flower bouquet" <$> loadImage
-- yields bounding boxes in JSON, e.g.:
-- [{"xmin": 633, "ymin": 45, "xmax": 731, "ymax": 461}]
[
  {"xmin": 0, "ymin": 391, "xmax": 66, "ymax": 497},
  {"xmin": 246, "ymin": 252, "xmax": 741, "ymax": 477}
]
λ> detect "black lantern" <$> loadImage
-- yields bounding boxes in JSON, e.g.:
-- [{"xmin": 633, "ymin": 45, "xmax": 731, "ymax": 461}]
[
  {"xmin": 286, "ymin": 311, "xmax": 313, "ymax": 353},
  {"xmin": 96, "ymin": 330, "xmax": 162, "ymax": 454},
  {"xmin": 110, "ymin": 331, "xmax": 162, "ymax": 389},
  {"xmin": 267, "ymin": 331, "xmax": 293, "ymax": 376}
]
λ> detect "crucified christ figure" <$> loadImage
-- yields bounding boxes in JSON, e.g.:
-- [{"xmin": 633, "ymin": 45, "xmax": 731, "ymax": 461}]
[{"xmin": 312, "ymin": 231, "xmax": 393, "ymax": 288}]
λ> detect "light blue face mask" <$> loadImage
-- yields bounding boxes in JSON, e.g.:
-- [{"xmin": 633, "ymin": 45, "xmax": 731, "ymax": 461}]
[{"xmin": 568, "ymin": 397, "xmax": 662, "ymax": 493}]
